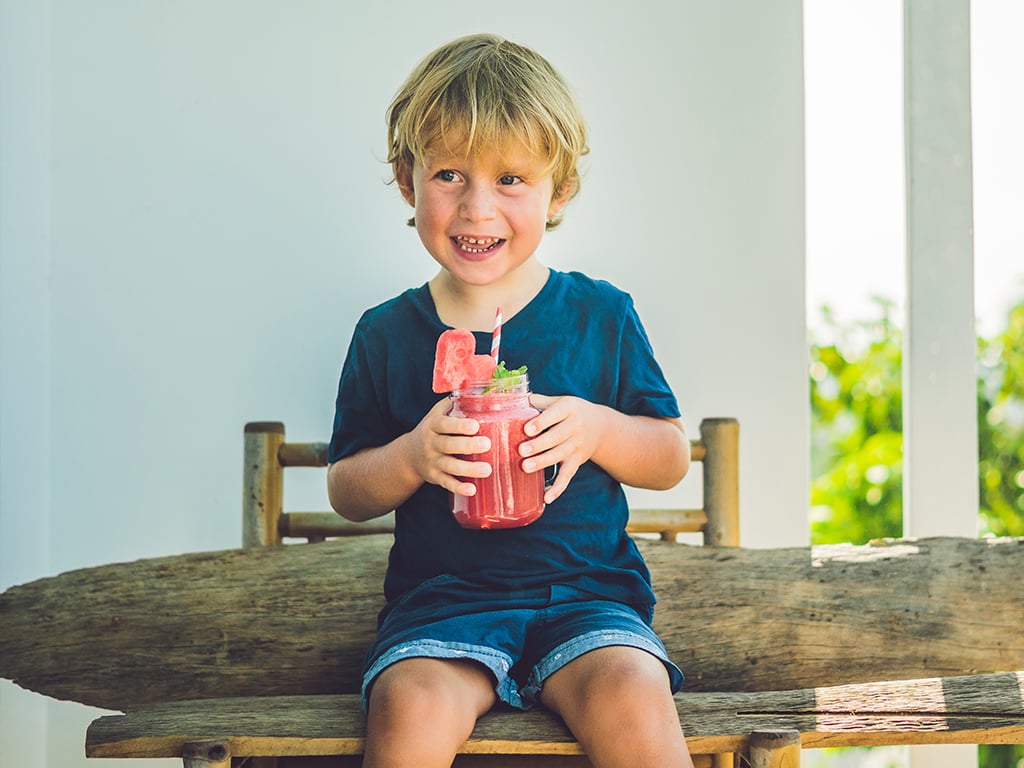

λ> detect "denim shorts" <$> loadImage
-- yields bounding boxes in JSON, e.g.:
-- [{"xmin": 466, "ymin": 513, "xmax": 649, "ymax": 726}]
[{"xmin": 360, "ymin": 575, "xmax": 684, "ymax": 712}]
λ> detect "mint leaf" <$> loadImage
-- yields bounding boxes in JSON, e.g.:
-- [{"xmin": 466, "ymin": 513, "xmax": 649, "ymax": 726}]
[{"xmin": 492, "ymin": 361, "xmax": 527, "ymax": 379}]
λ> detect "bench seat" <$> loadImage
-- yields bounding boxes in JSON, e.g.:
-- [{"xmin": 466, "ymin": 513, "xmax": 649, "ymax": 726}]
[{"xmin": 86, "ymin": 672, "xmax": 1024, "ymax": 762}]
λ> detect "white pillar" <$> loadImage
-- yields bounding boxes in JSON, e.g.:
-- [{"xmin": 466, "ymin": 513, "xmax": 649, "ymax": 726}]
[{"xmin": 902, "ymin": 0, "xmax": 977, "ymax": 765}]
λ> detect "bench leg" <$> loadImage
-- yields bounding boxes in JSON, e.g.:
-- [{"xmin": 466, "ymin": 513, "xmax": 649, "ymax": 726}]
[
  {"xmin": 748, "ymin": 730, "xmax": 800, "ymax": 768},
  {"xmin": 182, "ymin": 739, "xmax": 231, "ymax": 768}
]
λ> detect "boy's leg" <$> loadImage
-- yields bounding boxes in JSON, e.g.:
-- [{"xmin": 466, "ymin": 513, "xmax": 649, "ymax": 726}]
[
  {"xmin": 362, "ymin": 656, "xmax": 498, "ymax": 768},
  {"xmin": 537, "ymin": 645, "xmax": 694, "ymax": 768}
]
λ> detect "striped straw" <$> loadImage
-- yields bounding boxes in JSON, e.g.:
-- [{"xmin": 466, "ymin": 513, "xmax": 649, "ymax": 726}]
[{"xmin": 491, "ymin": 306, "xmax": 502, "ymax": 361}]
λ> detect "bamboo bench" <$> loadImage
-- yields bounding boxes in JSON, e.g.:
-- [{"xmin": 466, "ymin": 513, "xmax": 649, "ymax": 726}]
[
  {"xmin": 240, "ymin": 418, "xmax": 741, "ymax": 548},
  {"xmin": 2, "ymin": 417, "xmax": 1024, "ymax": 767}
]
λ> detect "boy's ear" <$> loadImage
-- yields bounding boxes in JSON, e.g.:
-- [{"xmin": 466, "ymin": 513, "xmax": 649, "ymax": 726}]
[
  {"xmin": 396, "ymin": 166, "xmax": 416, "ymax": 207},
  {"xmin": 548, "ymin": 178, "xmax": 576, "ymax": 218}
]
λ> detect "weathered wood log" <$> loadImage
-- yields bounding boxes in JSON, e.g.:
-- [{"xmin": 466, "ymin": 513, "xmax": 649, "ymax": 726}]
[
  {"xmin": 2, "ymin": 536, "xmax": 1022, "ymax": 712},
  {"xmin": 84, "ymin": 672, "xmax": 1024, "ymax": 759}
]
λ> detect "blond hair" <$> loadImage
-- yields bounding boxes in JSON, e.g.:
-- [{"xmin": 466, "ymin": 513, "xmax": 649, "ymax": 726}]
[{"xmin": 387, "ymin": 33, "xmax": 588, "ymax": 230}]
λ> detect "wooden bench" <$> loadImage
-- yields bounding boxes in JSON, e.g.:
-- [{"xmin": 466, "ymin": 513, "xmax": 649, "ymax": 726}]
[{"xmin": 2, "ymin": 417, "xmax": 1023, "ymax": 767}]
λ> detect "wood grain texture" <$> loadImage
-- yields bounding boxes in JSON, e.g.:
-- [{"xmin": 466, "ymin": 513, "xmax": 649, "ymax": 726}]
[
  {"xmin": 84, "ymin": 672, "xmax": 1024, "ymax": 758},
  {"xmin": 2, "ymin": 536, "xmax": 1022, "ymax": 711}
]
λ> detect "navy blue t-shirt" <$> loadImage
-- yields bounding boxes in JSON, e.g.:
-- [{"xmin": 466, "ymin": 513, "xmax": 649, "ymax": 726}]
[{"xmin": 329, "ymin": 270, "xmax": 681, "ymax": 612}]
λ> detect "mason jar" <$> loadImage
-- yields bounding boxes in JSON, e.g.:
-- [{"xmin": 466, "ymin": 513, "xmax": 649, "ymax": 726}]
[{"xmin": 447, "ymin": 373, "xmax": 547, "ymax": 529}]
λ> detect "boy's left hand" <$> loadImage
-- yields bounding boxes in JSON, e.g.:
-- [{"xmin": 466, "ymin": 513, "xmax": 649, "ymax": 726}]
[{"xmin": 520, "ymin": 393, "xmax": 606, "ymax": 504}]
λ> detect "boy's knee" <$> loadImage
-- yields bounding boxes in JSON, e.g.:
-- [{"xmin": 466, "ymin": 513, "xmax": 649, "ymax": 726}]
[
  {"xmin": 544, "ymin": 646, "xmax": 673, "ymax": 718},
  {"xmin": 587, "ymin": 647, "xmax": 671, "ymax": 694},
  {"xmin": 367, "ymin": 657, "xmax": 497, "ymax": 725}
]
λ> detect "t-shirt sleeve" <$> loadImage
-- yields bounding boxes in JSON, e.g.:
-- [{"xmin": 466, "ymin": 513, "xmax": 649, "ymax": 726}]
[
  {"xmin": 328, "ymin": 318, "xmax": 391, "ymax": 464},
  {"xmin": 615, "ymin": 299, "xmax": 681, "ymax": 420}
]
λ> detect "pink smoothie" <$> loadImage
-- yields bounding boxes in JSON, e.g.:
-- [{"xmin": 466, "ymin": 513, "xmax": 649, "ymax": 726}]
[{"xmin": 448, "ymin": 381, "xmax": 545, "ymax": 529}]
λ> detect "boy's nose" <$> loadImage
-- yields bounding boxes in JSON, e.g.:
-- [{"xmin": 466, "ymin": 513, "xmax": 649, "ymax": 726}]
[{"xmin": 459, "ymin": 185, "xmax": 496, "ymax": 221}]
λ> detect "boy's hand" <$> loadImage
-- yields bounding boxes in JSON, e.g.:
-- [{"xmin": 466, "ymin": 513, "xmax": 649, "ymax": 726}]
[
  {"xmin": 519, "ymin": 394, "xmax": 607, "ymax": 503},
  {"xmin": 405, "ymin": 398, "xmax": 492, "ymax": 497}
]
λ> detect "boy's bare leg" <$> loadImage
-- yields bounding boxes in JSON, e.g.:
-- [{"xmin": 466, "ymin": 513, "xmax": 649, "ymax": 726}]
[
  {"xmin": 538, "ymin": 646, "xmax": 695, "ymax": 768},
  {"xmin": 362, "ymin": 657, "xmax": 498, "ymax": 768}
]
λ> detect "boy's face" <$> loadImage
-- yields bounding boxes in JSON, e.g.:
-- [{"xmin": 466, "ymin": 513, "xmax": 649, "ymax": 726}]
[{"xmin": 399, "ymin": 142, "xmax": 571, "ymax": 289}]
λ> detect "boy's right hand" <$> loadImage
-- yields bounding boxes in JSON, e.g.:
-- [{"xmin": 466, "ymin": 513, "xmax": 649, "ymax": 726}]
[{"xmin": 405, "ymin": 398, "xmax": 492, "ymax": 497}]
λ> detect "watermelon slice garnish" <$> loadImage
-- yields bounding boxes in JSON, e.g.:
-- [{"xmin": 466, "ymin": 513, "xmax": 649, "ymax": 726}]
[{"xmin": 432, "ymin": 329, "xmax": 498, "ymax": 393}]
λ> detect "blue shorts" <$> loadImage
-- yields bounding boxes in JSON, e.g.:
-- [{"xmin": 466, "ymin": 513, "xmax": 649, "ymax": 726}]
[{"xmin": 361, "ymin": 575, "xmax": 684, "ymax": 711}]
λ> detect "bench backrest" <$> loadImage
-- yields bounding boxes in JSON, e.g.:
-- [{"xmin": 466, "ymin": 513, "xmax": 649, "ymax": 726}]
[{"xmin": 241, "ymin": 417, "xmax": 740, "ymax": 548}]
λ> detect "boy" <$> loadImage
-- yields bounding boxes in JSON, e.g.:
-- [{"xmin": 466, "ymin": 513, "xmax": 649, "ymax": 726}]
[{"xmin": 327, "ymin": 33, "xmax": 695, "ymax": 768}]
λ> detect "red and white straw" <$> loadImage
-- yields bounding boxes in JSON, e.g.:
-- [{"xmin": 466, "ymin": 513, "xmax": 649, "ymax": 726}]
[{"xmin": 491, "ymin": 306, "xmax": 502, "ymax": 361}]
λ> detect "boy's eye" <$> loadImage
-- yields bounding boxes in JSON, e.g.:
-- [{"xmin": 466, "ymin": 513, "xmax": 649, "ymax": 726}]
[
  {"xmin": 437, "ymin": 169, "xmax": 459, "ymax": 182},
  {"xmin": 498, "ymin": 174, "xmax": 522, "ymax": 186}
]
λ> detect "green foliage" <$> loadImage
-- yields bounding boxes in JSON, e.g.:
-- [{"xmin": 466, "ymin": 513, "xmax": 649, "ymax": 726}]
[
  {"xmin": 979, "ymin": 743, "xmax": 1024, "ymax": 768},
  {"xmin": 977, "ymin": 300, "xmax": 1024, "ymax": 537},
  {"xmin": 809, "ymin": 296, "xmax": 1024, "ymax": 545},
  {"xmin": 809, "ymin": 298, "xmax": 904, "ymax": 544}
]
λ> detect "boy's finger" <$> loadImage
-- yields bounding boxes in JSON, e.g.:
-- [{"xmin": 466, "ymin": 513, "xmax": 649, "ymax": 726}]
[
  {"xmin": 439, "ymin": 416, "xmax": 481, "ymax": 436},
  {"xmin": 443, "ymin": 457, "xmax": 491, "ymax": 478},
  {"xmin": 447, "ymin": 479, "xmax": 479, "ymax": 497},
  {"xmin": 524, "ymin": 409, "xmax": 559, "ymax": 437},
  {"xmin": 444, "ymin": 434, "xmax": 490, "ymax": 455},
  {"xmin": 529, "ymin": 393, "xmax": 555, "ymax": 409}
]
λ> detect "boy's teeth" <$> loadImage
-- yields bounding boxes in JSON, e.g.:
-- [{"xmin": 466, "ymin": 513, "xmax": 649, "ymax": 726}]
[{"xmin": 457, "ymin": 236, "xmax": 499, "ymax": 253}]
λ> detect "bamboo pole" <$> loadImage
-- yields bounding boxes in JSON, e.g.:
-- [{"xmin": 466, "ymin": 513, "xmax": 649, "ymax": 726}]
[
  {"xmin": 278, "ymin": 441, "xmax": 328, "ymax": 467},
  {"xmin": 182, "ymin": 739, "xmax": 230, "ymax": 768},
  {"xmin": 748, "ymin": 730, "xmax": 801, "ymax": 768},
  {"xmin": 243, "ymin": 422, "xmax": 285, "ymax": 547},
  {"xmin": 699, "ymin": 418, "xmax": 739, "ymax": 546}
]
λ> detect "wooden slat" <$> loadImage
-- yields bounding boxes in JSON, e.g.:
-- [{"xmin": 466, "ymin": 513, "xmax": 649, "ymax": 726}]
[
  {"xmin": 85, "ymin": 672, "xmax": 1024, "ymax": 759},
  {"xmin": 274, "ymin": 440, "xmax": 707, "ymax": 469},
  {"xmin": 278, "ymin": 442, "xmax": 329, "ymax": 468},
  {"xmin": 627, "ymin": 508, "xmax": 706, "ymax": 534},
  {"xmin": 3, "ymin": 536, "xmax": 1023, "ymax": 712},
  {"xmin": 278, "ymin": 509, "xmax": 708, "ymax": 540},
  {"xmin": 280, "ymin": 512, "xmax": 396, "ymax": 538}
]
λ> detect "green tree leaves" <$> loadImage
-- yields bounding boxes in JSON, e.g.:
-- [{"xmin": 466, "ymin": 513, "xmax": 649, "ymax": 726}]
[
  {"xmin": 977, "ymin": 300, "xmax": 1024, "ymax": 537},
  {"xmin": 809, "ymin": 296, "xmax": 1024, "ymax": 544},
  {"xmin": 809, "ymin": 298, "xmax": 904, "ymax": 544}
]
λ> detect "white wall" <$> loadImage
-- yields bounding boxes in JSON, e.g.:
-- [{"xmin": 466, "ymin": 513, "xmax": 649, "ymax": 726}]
[{"xmin": 0, "ymin": 1, "xmax": 808, "ymax": 765}]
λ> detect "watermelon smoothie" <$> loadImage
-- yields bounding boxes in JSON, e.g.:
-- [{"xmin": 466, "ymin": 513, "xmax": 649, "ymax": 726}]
[{"xmin": 447, "ymin": 373, "xmax": 546, "ymax": 529}]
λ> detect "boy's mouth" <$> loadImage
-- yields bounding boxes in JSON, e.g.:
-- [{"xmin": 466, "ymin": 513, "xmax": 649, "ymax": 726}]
[{"xmin": 452, "ymin": 236, "xmax": 504, "ymax": 254}]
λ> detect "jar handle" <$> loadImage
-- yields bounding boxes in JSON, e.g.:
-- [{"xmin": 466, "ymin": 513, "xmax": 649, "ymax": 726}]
[{"xmin": 543, "ymin": 463, "xmax": 558, "ymax": 491}]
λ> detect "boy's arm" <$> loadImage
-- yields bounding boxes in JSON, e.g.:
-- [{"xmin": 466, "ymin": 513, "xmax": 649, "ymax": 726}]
[
  {"xmin": 327, "ymin": 398, "xmax": 493, "ymax": 522},
  {"xmin": 327, "ymin": 435, "xmax": 423, "ymax": 522},
  {"xmin": 591, "ymin": 411, "xmax": 690, "ymax": 490},
  {"xmin": 521, "ymin": 395, "xmax": 690, "ymax": 503}
]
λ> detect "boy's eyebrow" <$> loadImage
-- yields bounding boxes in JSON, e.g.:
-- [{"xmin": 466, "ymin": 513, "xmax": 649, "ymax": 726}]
[
  {"xmin": 421, "ymin": 151, "xmax": 550, "ymax": 174},
  {"xmin": 419, "ymin": 148, "xmax": 465, "ymax": 167}
]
